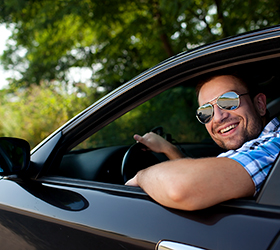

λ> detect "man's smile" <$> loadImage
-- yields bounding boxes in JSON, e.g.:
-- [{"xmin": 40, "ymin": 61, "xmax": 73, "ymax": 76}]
[{"xmin": 218, "ymin": 123, "xmax": 239, "ymax": 134}]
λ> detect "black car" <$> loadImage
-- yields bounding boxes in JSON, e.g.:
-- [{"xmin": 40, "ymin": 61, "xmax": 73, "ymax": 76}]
[{"xmin": 1, "ymin": 25, "xmax": 280, "ymax": 250}]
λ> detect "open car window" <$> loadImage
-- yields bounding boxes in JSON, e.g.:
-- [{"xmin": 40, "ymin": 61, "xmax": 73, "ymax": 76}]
[
  {"xmin": 72, "ymin": 85, "xmax": 210, "ymax": 151},
  {"xmin": 57, "ymin": 85, "xmax": 226, "ymax": 184}
]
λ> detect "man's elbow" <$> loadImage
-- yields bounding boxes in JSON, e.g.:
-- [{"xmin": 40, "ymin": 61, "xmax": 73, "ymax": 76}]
[{"xmin": 165, "ymin": 184, "xmax": 206, "ymax": 211}]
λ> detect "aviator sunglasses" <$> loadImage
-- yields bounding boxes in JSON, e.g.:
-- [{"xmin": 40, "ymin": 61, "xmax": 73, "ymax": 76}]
[{"xmin": 196, "ymin": 91, "xmax": 249, "ymax": 124}]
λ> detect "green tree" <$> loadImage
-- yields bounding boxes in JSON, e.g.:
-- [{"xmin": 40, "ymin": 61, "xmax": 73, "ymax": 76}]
[
  {"xmin": 0, "ymin": 0, "xmax": 279, "ymax": 147},
  {"xmin": 0, "ymin": 0, "xmax": 279, "ymax": 90},
  {"xmin": 0, "ymin": 82, "xmax": 101, "ymax": 148}
]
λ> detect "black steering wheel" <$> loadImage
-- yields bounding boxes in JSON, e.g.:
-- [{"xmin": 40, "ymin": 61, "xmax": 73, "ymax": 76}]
[
  {"xmin": 121, "ymin": 142, "xmax": 160, "ymax": 183},
  {"xmin": 121, "ymin": 126, "xmax": 190, "ymax": 183}
]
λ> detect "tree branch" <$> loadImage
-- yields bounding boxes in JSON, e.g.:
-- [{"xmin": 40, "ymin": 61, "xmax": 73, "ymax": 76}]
[{"xmin": 151, "ymin": 0, "xmax": 174, "ymax": 57}]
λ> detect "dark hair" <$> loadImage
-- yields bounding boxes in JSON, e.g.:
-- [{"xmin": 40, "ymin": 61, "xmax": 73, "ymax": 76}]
[{"xmin": 195, "ymin": 73, "xmax": 254, "ymax": 98}]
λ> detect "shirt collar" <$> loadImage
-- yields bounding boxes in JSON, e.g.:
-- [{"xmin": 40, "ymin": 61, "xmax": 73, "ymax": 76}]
[{"xmin": 261, "ymin": 117, "xmax": 280, "ymax": 135}]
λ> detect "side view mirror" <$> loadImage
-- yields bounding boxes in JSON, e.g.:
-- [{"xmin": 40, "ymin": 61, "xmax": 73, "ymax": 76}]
[{"xmin": 0, "ymin": 137, "xmax": 30, "ymax": 176}]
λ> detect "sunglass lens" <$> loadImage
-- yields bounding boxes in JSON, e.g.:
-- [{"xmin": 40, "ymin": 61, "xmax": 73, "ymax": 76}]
[
  {"xmin": 218, "ymin": 92, "xmax": 239, "ymax": 110},
  {"xmin": 196, "ymin": 103, "xmax": 213, "ymax": 124}
]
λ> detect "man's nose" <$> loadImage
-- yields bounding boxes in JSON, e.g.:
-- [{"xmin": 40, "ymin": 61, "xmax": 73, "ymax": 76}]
[{"xmin": 212, "ymin": 105, "xmax": 229, "ymax": 123}]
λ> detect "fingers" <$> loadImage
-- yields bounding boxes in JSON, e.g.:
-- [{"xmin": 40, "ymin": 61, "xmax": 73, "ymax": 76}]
[
  {"xmin": 132, "ymin": 132, "xmax": 182, "ymax": 160},
  {"xmin": 133, "ymin": 132, "xmax": 164, "ymax": 153},
  {"xmin": 125, "ymin": 175, "xmax": 139, "ymax": 186},
  {"xmin": 133, "ymin": 132, "xmax": 156, "ymax": 145},
  {"xmin": 133, "ymin": 134, "xmax": 142, "ymax": 142}
]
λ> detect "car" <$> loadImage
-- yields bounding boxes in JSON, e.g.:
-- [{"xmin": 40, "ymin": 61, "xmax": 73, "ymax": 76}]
[{"xmin": 0, "ymin": 25, "xmax": 280, "ymax": 250}]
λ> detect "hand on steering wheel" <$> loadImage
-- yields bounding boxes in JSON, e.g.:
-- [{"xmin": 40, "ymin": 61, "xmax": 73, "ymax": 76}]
[
  {"xmin": 121, "ymin": 127, "xmax": 188, "ymax": 183},
  {"xmin": 121, "ymin": 142, "xmax": 160, "ymax": 183}
]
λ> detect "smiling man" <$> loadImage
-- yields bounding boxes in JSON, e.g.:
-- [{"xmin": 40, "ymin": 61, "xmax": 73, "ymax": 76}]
[
  {"xmin": 125, "ymin": 75, "xmax": 280, "ymax": 211},
  {"xmin": 197, "ymin": 75, "xmax": 267, "ymax": 150}
]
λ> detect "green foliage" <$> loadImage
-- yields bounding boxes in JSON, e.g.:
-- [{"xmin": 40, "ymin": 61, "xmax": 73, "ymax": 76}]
[
  {"xmin": 0, "ymin": 0, "xmax": 279, "ymax": 147},
  {"xmin": 1, "ymin": 0, "xmax": 279, "ymax": 89},
  {"xmin": 75, "ymin": 86, "xmax": 209, "ymax": 150},
  {"xmin": 0, "ymin": 82, "xmax": 103, "ymax": 148}
]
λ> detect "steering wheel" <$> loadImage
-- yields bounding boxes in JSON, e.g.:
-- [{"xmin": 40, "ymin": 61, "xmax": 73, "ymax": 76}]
[
  {"xmin": 121, "ymin": 126, "xmax": 190, "ymax": 183},
  {"xmin": 121, "ymin": 142, "xmax": 160, "ymax": 183}
]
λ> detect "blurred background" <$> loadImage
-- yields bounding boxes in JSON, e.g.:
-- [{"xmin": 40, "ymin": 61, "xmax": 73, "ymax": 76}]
[{"xmin": 0, "ymin": 0, "xmax": 279, "ymax": 148}]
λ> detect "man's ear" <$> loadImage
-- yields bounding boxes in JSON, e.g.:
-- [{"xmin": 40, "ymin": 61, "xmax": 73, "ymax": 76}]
[{"xmin": 253, "ymin": 93, "xmax": 267, "ymax": 116}]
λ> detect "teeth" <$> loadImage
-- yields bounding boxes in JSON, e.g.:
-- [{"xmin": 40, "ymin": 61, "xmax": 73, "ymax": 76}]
[{"xmin": 220, "ymin": 124, "xmax": 237, "ymax": 134}]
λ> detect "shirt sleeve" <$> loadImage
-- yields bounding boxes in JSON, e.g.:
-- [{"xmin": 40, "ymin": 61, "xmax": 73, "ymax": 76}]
[{"xmin": 218, "ymin": 136, "xmax": 280, "ymax": 194}]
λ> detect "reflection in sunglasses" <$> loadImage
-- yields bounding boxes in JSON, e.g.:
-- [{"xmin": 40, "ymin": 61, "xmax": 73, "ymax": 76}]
[{"xmin": 196, "ymin": 92, "xmax": 248, "ymax": 124}]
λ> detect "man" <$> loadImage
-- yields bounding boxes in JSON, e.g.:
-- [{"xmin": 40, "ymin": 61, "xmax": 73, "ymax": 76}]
[{"xmin": 125, "ymin": 75, "xmax": 280, "ymax": 211}]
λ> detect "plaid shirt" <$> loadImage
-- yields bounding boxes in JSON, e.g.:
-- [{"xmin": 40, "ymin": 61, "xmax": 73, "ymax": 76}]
[{"xmin": 217, "ymin": 117, "xmax": 280, "ymax": 194}]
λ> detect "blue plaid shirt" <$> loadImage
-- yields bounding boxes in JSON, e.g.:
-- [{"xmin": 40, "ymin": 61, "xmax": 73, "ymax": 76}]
[{"xmin": 217, "ymin": 117, "xmax": 280, "ymax": 194}]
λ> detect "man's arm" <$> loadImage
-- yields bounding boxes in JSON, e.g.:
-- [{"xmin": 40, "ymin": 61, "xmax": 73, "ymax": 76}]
[{"xmin": 125, "ymin": 157, "xmax": 255, "ymax": 211}]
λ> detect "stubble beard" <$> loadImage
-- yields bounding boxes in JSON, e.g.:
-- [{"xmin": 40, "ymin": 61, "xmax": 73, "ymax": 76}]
[{"xmin": 213, "ymin": 117, "xmax": 264, "ymax": 151}]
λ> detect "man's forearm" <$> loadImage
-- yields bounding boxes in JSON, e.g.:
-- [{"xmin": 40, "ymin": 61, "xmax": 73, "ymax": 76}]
[
  {"xmin": 128, "ymin": 157, "xmax": 255, "ymax": 211},
  {"xmin": 163, "ymin": 143, "xmax": 185, "ymax": 160}
]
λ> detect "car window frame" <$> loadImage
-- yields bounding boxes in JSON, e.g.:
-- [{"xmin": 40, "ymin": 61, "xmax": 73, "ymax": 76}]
[
  {"xmin": 28, "ymin": 27, "xmax": 280, "ymax": 212},
  {"xmin": 257, "ymin": 152, "xmax": 280, "ymax": 206}
]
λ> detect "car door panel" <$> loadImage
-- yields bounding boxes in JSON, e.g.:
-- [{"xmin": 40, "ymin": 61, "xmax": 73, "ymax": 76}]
[
  {"xmin": 0, "ymin": 207, "xmax": 153, "ymax": 250},
  {"xmin": 0, "ymin": 178, "xmax": 280, "ymax": 250},
  {"xmin": 0, "ymin": 179, "xmax": 153, "ymax": 249}
]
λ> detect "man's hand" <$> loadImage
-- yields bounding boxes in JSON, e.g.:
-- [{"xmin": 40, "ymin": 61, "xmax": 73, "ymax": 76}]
[
  {"xmin": 125, "ymin": 175, "xmax": 138, "ymax": 186},
  {"xmin": 133, "ymin": 132, "xmax": 184, "ymax": 160}
]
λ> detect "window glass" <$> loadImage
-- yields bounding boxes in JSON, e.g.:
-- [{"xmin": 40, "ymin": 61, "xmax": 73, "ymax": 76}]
[
  {"xmin": 73, "ymin": 86, "xmax": 210, "ymax": 151},
  {"xmin": 58, "ymin": 85, "xmax": 219, "ymax": 183}
]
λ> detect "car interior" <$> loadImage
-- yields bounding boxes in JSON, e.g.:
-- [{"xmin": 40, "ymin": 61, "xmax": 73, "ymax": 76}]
[{"xmin": 54, "ymin": 56, "xmax": 280, "ymax": 188}]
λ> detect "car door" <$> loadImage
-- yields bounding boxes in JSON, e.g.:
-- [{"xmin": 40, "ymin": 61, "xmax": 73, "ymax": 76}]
[
  {"xmin": 1, "ymin": 171, "xmax": 280, "ymax": 250},
  {"xmin": 2, "ymin": 87, "xmax": 277, "ymax": 250}
]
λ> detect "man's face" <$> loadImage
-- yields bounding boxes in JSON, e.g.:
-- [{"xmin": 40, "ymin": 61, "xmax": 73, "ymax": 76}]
[{"xmin": 198, "ymin": 75, "xmax": 265, "ymax": 150}]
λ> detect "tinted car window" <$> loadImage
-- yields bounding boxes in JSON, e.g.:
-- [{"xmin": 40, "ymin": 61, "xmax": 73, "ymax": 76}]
[
  {"xmin": 57, "ymin": 85, "xmax": 218, "ymax": 183},
  {"xmin": 72, "ymin": 85, "xmax": 210, "ymax": 151}
]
